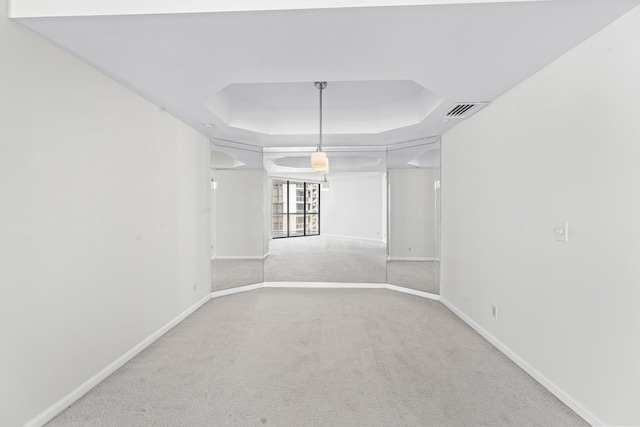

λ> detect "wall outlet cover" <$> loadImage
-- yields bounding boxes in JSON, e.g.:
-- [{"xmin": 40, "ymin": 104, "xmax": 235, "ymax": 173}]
[{"xmin": 555, "ymin": 221, "xmax": 569, "ymax": 242}]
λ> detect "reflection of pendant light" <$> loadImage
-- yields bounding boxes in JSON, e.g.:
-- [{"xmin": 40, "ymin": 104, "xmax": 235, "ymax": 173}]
[
  {"xmin": 321, "ymin": 174, "xmax": 330, "ymax": 191},
  {"xmin": 311, "ymin": 81, "xmax": 329, "ymax": 173}
]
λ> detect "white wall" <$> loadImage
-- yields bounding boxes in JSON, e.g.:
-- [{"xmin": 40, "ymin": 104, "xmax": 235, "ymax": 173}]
[
  {"xmin": 0, "ymin": 5, "xmax": 211, "ymax": 426},
  {"xmin": 213, "ymin": 170, "xmax": 264, "ymax": 258},
  {"xmin": 321, "ymin": 174, "xmax": 385, "ymax": 242},
  {"xmin": 388, "ymin": 169, "xmax": 437, "ymax": 260},
  {"xmin": 441, "ymin": 6, "xmax": 640, "ymax": 426}
]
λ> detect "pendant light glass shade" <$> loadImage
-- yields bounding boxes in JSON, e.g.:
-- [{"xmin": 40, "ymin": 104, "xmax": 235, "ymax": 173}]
[
  {"xmin": 311, "ymin": 151, "xmax": 327, "ymax": 171},
  {"xmin": 314, "ymin": 157, "xmax": 329, "ymax": 173}
]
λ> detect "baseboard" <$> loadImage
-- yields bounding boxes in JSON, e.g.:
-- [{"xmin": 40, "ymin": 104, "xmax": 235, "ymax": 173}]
[
  {"xmin": 24, "ymin": 293, "xmax": 212, "ymax": 427},
  {"xmin": 387, "ymin": 257, "xmax": 435, "ymax": 261},
  {"xmin": 211, "ymin": 283, "xmax": 263, "ymax": 298},
  {"xmin": 387, "ymin": 284, "xmax": 440, "ymax": 301},
  {"xmin": 264, "ymin": 282, "xmax": 387, "ymax": 289},
  {"xmin": 212, "ymin": 255, "xmax": 264, "ymax": 260},
  {"xmin": 439, "ymin": 297, "xmax": 604, "ymax": 427},
  {"xmin": 263, "ymin": 282, "xmax": 440, "ymax": 302}
]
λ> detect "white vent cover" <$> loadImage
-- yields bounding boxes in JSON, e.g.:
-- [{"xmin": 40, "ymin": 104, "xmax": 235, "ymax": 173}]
[{"xmin": 442, "ymin": 102, "xmax": 489, "ymax": 120}]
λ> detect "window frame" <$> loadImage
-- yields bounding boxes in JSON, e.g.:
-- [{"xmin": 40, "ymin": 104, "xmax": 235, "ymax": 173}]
[{"xmin": 272, "ymin": 180, "xmax": 320, "ymax": 239}]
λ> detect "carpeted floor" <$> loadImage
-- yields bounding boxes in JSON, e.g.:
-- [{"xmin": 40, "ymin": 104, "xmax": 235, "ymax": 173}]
[
  {"xmin": 47, "ymin": 288, "xmax": 586, "ymax": 427},
  {"xmin": 264, "ymin": 235, "xmax": 387, "ymax": 283}
]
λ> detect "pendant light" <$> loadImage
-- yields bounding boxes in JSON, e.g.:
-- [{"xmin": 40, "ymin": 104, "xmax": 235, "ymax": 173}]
[{"xmin": 311, "ymin": 81, "xmax": 329, "ymax": 173}]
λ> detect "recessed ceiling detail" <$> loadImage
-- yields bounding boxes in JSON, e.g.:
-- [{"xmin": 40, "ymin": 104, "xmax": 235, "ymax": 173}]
[
  {"xmin": 205, "ymin": 80, "xmax": 443, "ymax": 135},
  {"xmin": 14, "ymin": 1, "xmax": 640, "ymax": 149}
]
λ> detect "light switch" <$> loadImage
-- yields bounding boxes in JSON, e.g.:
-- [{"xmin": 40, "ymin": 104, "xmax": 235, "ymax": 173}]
[{"xmin": 555, "ymin": 221, "xmax": 568, "ymax": 243}]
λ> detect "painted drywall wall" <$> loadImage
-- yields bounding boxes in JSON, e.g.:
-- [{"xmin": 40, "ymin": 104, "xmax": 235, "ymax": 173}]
[
  {"xmin": 0, "ymin": 5, "xmax": 211, "ymax": 426},
  {"xmin": 441, "ymin": 5, "xmax": 640, "ymax": 426},
  {"xmin": 321, "ymin": 174, "xmax": 385, "ymax": 242},
  {"xmin": 388, "ymin": 169, "xmax": 437, "ymax": 259},
  {"xmin": 213, "ymin": 170, "xmax": 264, "ymax": 258}
]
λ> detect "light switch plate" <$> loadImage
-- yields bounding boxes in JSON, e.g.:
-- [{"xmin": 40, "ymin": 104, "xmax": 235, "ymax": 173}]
[{"xmin": 555, "ymin": 221, "xmax": 568, "ymax": 242}]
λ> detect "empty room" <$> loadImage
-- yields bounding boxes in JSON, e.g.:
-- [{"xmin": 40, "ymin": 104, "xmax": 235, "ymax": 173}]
[{"xmin": 2, "ymin": 1, "xmax": 640, "ymax": 426}]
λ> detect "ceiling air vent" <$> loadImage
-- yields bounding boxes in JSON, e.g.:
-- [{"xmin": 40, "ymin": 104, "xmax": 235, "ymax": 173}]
[{"xmin": 442, "ymin": 102, "xmax": 489, "ymax": 120}]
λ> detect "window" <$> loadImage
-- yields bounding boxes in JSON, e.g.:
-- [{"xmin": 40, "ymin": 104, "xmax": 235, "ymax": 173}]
[{"xmin": 271, "ymin": 179, "xmax": 320, "ymax": 238}]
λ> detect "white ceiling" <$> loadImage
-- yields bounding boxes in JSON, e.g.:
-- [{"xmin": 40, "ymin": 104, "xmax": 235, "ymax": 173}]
[{"xmin": 13, "ymin": 0, "xmax": 640, "ymax": 172}]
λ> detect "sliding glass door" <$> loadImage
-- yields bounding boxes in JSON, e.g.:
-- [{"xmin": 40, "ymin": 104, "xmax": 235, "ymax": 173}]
[{"xmin": 272, "ymin": 179, "xmax": 320, "ymax": 238}]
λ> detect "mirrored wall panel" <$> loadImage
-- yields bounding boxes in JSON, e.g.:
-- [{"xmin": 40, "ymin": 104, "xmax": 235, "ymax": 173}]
[
  {"xmin": 211, "ymin": 142, "xmax": 265, "ymax": 291},
  {"xmin": 263, "ymin": 148, "xmax": 388, "ymax": 283},
  {"xmin": 386, "ymin": 139, "xmax": 441, "ymax": 293}
]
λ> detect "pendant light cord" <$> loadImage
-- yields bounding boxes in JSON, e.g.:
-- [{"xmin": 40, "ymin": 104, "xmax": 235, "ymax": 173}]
[{"xmin": 318, "ymin": 82, "xmax": 323, "ymax": 152}]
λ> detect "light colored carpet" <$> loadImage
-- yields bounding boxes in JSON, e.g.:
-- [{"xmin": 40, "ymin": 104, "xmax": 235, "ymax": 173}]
[
  {"xmin": 47, "ymin": 288, "xmax": 586, "ymax": 427},
  {"xmin": 264, "ymin": 235, "xmax": 387, "ymax": 283}
]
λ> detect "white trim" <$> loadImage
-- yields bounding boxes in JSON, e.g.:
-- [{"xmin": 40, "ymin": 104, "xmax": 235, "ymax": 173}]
[
  {"xmin": 439, "ymin": 297, "xmax": 604, "ymax": 427},
  {"xmin": 321, "ymin": 234, "xmax": 385, "ymax": 244},
  {"xmin": 24, "ymin": 294, "xmax": 211, "ymax": 427},
  {"xmin": 387, "ymin": 256, "xmax": 435, "ymax": 261},
  {"xmin": 387, "ymin": 284, "xmax": 440, "ymax": 300},
  {"xmin": 211, "ymin": 283, "xmax": 263, "ymax": 298},
  {"xmin": 263, "ymin": 282, "xmax": 387, "ymax": 289},
  {"xmin": 263, "ymin": 282, "xmax": 440, "ymax": 302},
  {"xmin": 263, "ymin": 252, "xmax": 270, "ymax": 259},
  {"xmin": 212, "ymin": 255, "xmax": 265, "ymax": 260}
]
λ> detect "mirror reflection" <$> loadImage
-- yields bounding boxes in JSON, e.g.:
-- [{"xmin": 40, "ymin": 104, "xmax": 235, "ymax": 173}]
[
  {"xmin": 386, "ymin": 139, "xmax": 441, "ymax": 293},
  {"xmin": 263, "ymin": 148, "xmax": 387, "ymax": 283},
  {"xmin": 210, "ymin": 140, "xmax": 441, "ymax": 293},
  {"xmin": 211, "ymin": 142, "xmax": 265, "ymax": 291}
]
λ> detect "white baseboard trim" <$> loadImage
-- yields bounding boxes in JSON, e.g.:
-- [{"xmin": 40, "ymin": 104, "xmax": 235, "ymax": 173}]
[
  {"xmin": 439, "ymin": 297, "xmax": 604, "ymax": 427},
  {"xmin": 24, "ymin": 293, "xmax": 212, "ymax": 427},
  {"xmin": 263, "ymin": 282, "xmax": 440, "ymax": 302},
  {"xmin": 387, "ymin": 284, "xmax": 440, "ymax": 301},
  {"xmin": 211, "ymin": 283, "xmax": 263, "ymax": 299},
  {"xmin": 264, "ymin": 282, "xmax": 387, "ymax": 289},
  {"xmin": 212, "ymin": 282, "xmax": 440, "ymax": 304},
  {"xmin": 387, "ymin": 257, "xmax": 435, "ymax": 261},
  {"xmin": 212, "ymin": 255, "xmax": 264, "ymax": 260}
]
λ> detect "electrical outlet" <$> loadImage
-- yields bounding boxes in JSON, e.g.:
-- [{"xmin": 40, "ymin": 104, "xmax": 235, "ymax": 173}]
[
  {"xmin": 555, "ymin": 221, "xmax": 568, "ymax": 243},
  {"xmin": 491, "ymin": 305, "xmax": 498, "ymax": 319}
]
